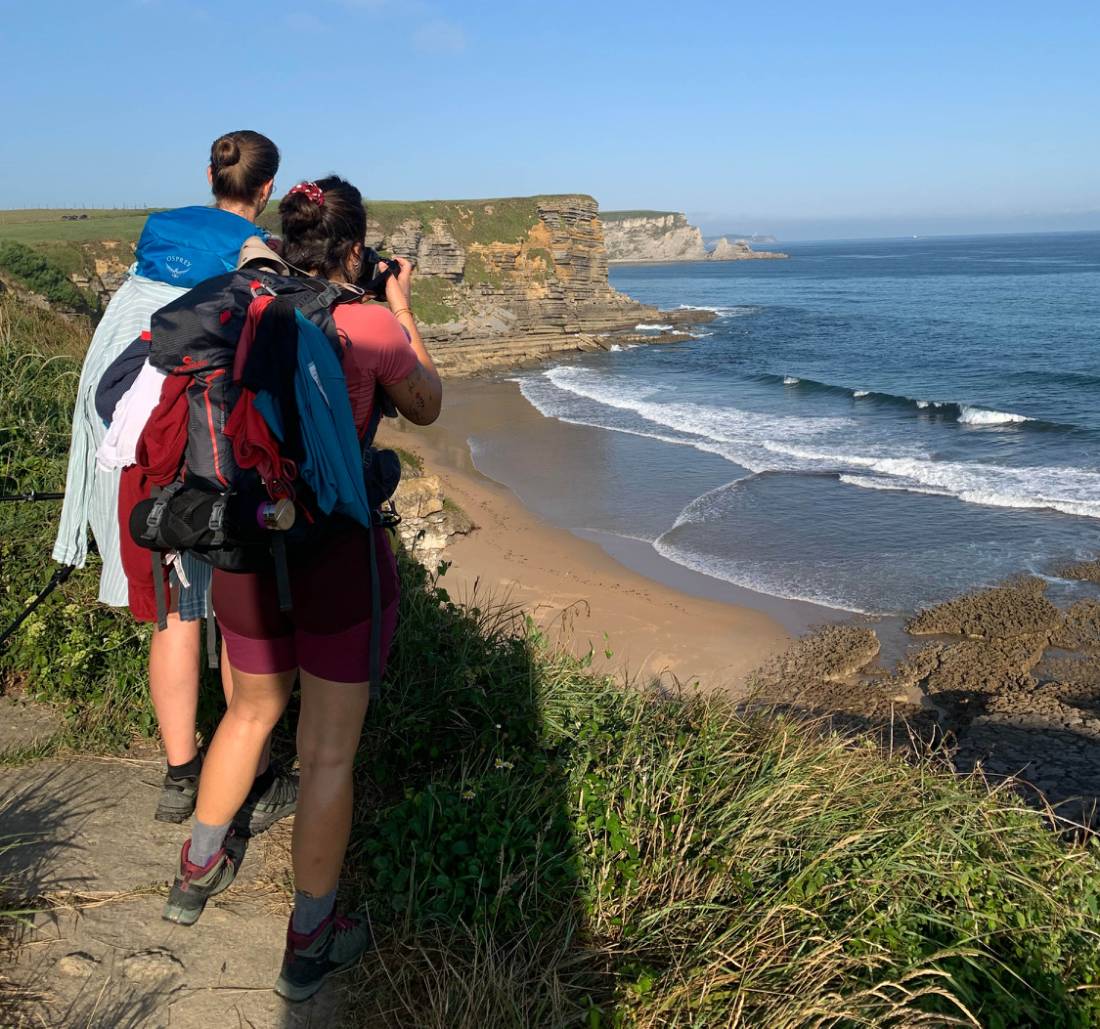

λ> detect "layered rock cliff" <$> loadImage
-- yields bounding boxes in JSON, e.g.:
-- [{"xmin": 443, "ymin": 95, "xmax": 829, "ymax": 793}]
[
  {"xmin": 602, "ymin": 210, "xmax": 788, "ymax": 263},
  {"xmin": 357, "ymin": 195, "xmax": 712, "ymax": 372},
  {"xmin": 362, "ymin": 195, "xmax": 665, "ymax": 342},
  {"xmin": 601, "ymin": 211, "xmax": 708, "ymax": 262}
]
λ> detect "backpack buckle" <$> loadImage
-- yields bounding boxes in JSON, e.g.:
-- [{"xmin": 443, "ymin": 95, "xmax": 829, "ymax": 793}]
[
  {"xmin": 143, "ymin": 482, "xmax": 184, "ymax": 540},
  {"xmin": 208, "ymin": 495, "xmax": 228, "ymax": 547}
]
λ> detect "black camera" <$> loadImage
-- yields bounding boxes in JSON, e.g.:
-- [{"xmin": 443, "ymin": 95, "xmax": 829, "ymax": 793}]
[{"xmin": 358, "ymin": 247, "xmax": 402, "ymax": 301}]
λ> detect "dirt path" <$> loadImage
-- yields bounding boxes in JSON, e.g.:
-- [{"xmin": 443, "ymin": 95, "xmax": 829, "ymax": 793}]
[{"xmin": 0, "ymin": 711, "xmax": 338, "ymax": 1028}]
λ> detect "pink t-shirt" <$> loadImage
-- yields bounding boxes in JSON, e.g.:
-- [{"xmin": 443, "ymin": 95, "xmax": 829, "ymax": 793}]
[{"xmin": 333, "ymin": 303, "xmax": 419, "ymax": 437}]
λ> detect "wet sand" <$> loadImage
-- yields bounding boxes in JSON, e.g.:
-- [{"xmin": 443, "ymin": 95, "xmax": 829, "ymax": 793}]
[{"xmin": 378, "ymin": 379, "xmax": 796, "ymax": 694}]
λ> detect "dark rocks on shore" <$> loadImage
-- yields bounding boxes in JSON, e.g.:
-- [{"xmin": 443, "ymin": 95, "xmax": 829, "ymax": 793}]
[
  {"xmin": 746, "ymin": 567, "xmax": 1100, "ymax": 827},
  {"xmin": 1058, "ymin": 558, "xmax": 1100, "ymax": 584},
  {"xmin": 906, "ymin": 577, "xmax": 1060, "ymax": 639}
]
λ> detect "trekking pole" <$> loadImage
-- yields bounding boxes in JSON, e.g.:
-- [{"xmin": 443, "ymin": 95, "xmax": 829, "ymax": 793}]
[
  {"xmin": 0, "ymin": 492, "xmax": 66, "ymax": 503},
  {"xmin": 0, "ymin": 565, "xmax": 76, "ymax": 651}
]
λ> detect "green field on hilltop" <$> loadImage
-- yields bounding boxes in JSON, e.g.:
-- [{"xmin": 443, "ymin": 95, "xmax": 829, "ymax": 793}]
[{"xmin": 0, "ymin": 209, "xmax": 157, "ymax": 244}]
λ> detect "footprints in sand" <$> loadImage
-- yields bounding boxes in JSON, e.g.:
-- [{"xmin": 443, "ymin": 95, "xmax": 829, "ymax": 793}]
[{"xmin": 0, "ymin": 746, "xmax": 334, "ymax": 1027}]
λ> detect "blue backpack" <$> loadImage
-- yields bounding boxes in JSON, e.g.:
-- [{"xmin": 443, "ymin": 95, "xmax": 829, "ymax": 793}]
[{"xmin": 134, "ymin": 206, "xmax": 267, "ymax": 287}]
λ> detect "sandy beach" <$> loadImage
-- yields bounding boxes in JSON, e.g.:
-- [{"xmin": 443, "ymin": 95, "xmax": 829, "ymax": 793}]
[{"xmin": 379, "ymin": 378, "xmax": 795, "ymax": 694}]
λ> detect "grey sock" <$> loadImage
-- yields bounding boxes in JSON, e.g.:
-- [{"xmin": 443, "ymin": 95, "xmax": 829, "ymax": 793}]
[
  {"xmin": 291, "ymin": 888, "xmax": 337, "ymax": 935},
  {"xmin": 188, "ymin": 817, "xmax": 230, "ymax": 868}
]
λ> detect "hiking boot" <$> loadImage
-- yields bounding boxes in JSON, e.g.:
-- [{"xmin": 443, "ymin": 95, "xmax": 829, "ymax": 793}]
[
  {"xmin": 162, "ymin": 835, "xmax": 243, "ymax": 926},
  {"xmin": 275, "ymin": 910, "xmax": 374, "ymax": 1003},
  {"xmin": 154, "ymin": 770, "xmax": 200, "ymax": 824},
  {"xmin": 231, "ymin": 762, "xmax": 299, "ymax": 838}
]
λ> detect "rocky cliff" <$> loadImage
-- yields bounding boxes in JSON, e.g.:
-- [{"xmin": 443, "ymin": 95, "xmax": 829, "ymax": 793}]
[
  {"xmin": 601, "ymin": 211, "xmax": 708, "ymax": 262},
  {"xmin": 602, "ymin": 210, "xmax": 788, "ymax": 263},
  {"xmin": 710, "ymin": 237, "xmax": 789, "ymax": 261},
  {"xmin": 359, "ymin": 195, "xmax": 687, "ymax": 370}
]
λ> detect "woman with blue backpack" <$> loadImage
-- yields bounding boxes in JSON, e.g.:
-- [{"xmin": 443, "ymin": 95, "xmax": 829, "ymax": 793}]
[
  {"xmin": 161, "ymin": 176, "xmax": 443, "ymax": 1002},
  {"xmin": 53, "ymin": 130, "xmax": 297, "ymax": 832}
]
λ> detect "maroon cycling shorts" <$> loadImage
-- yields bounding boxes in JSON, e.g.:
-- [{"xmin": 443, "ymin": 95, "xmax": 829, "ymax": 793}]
[{"xmin": 212, "ymin": 525, "xmax": 399, "ymax": 684}]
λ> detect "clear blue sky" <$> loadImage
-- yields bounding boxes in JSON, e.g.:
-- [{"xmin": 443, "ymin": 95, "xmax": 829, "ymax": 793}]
[{"xmin": 3, "ymin": 0, "xmax": 1099, "ymax": 239}]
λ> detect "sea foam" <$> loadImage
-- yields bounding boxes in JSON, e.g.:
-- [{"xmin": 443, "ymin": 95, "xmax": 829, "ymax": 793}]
[{"xmin": 957, "ymin": 405, "xmax": 1033, "ymax": 426}]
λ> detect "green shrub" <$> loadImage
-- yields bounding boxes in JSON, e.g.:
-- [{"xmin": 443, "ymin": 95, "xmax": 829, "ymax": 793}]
[
  {"xmin": 410, "ymin": 276, "xmax": 460, "ymax": 325},
  {"xmin": 462, "ymin": 251, "xmax": 503, "ymax": 288},
  {"xmin": 0, "ymin": 293, "xmax": 151, "ymax": 746},
  {"xmin": 0, "ymin": 242, "xmax": 98, "ymax": 314}
]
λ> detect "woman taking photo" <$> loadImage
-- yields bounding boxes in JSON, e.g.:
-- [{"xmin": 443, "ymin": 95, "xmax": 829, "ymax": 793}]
[
  {"xmin": 162, "ymin": 176, "xmax": 442, "ymax": 1003},
  {"xmin": 53, "ymin": 130, "xmax": 297, "ymax": 831}
]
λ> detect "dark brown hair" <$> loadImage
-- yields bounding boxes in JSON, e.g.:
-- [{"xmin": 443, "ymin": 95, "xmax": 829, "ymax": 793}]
[
  {"xmin": 209, "ymin": 130, "xmax": 280, "ymax": 203},
  {"xmin": 279, "ymin": 176, "xmax": 367, "ymax": 279}
]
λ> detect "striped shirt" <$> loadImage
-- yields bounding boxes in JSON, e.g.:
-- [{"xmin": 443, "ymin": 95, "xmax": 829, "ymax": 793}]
[{"xmin": 52, "ymin": 270, "xmax": 210, "ymax": 616}]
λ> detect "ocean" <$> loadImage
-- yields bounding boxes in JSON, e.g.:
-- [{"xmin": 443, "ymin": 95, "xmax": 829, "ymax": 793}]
[{"xmin": 487, "ymin": 233, "xmax": 1100, "ymax": 616}]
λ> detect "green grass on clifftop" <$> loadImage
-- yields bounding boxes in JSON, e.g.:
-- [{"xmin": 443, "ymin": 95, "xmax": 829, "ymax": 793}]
[
  {"xmin": 0, "ymin": 209, "xmax": 155, "ymax": 244},
  {"xmin": 258, "ymin": 195, "xmax": 593, "ymax": 247},
  {"xmin": 365, "ymin": 195, "xmax": 591, "ymax": 247},
  {"xmin": 600, "ymin": 209, "xmax": 679, "ymax": 222},
  {"xmin": 2, "ymin": 293, "xmax": 1100, "ymax": 1026}
]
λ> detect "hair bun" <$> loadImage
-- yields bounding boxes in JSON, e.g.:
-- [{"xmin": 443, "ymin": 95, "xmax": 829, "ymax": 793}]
[
  {"xmin": 278, "ymin": 190, "xmax": 324, "ymax": 234},
  {"xmin": 213, "ymin": 137, "xmax": 241, "ymax": 168}
]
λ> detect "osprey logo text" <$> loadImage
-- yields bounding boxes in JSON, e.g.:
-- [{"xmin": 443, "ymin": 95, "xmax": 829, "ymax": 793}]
[{"xmin": 165, "ymin": 255, "xmax": 193, "ymax": 280}]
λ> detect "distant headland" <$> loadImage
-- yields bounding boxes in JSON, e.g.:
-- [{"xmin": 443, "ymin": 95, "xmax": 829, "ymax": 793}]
[{"xmin": 601, "ymin": 210, "xmax": 789, "ymax": 263}]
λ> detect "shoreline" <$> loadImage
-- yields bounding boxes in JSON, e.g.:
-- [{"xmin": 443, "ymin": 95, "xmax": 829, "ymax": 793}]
[{"xmin": 379, "ymin": 378, "xmax": 797, "ymax": 695}]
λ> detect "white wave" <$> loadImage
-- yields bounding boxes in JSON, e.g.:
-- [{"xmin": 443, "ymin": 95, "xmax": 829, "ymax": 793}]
[
  {"xmin": 853, "ymin": 389, "xmax": 871, "ymax": 398},
  {"xmin": 652, "ymin": 535, "xmax": 882, "ymax": 615},
  {"xmin": 608, "ymin": 344, "xmax": 623, "ymax": 352},
  {"xmin": 675, "ymin": 303, "xmax": 760, "ymax": 318},
  {"xmin": 540, "ymin": 366, "xmax": 851, "ymax": 454},
  {"xmin": 915, "ymin": 400, "xmax": 931, "ymax": 409},
  {"xmin": 957, "ymin": 405, "xmax": 1032, "ymax": 426},
  {"xmin": 783, "ymin": 375, "xmax": 800, "ymax": 385},
  {"xmin": 671, "ymin": 476, "xmax": 756, "ymax": 529},
  {"xmin": 521, "ymin": 366, "xmax": 1100, "ymax": 521},
  {"xmin": 634, "ymin": 323, "xmax": 673, "ymax": 331},
  {"xmin": 838, "ymin": 459, "xmax": 1100, "ymax": 518}
]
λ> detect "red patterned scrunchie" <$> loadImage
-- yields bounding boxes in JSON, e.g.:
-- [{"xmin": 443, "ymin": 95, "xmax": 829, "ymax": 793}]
[{"xmin": 287, "ymin": 181, "xmax": 325, "ymax": 206}]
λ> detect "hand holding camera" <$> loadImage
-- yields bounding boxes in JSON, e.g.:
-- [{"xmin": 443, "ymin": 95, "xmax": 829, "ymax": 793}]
[
  {"xmin": 381, "ymin": 256, "xmax": 414, "ymax": 310},
  {"xmin": 356, "ymin": 247, "xmax": 415, "ymax": 309}
]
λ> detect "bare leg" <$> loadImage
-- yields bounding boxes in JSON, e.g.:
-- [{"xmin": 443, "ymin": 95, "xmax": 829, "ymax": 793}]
[
  {"xmin": 292, "ymin": 672, "xmax": 371, "ymax": 896},
  {"xmin": 149, "ymin": 614, "xmax": 202, "ymax": 766},
  {"xmin": 216, "ymin": 639, "xmax": 271, "ymax": 776},
  {"xmin": 194, "ymin": 666, "xmax": 295, "ymax": 826}
]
